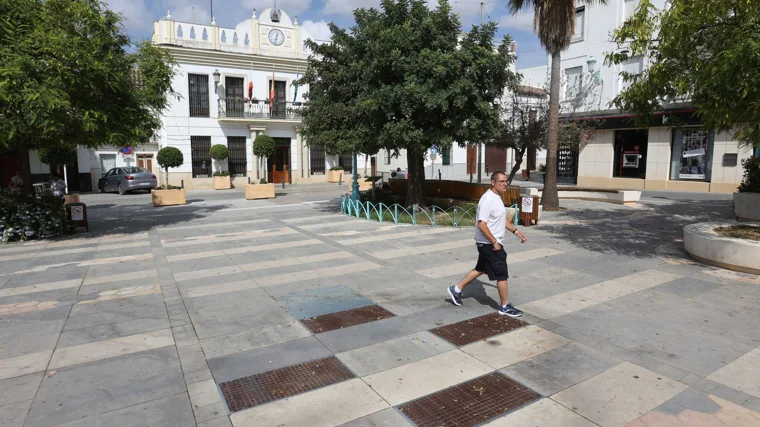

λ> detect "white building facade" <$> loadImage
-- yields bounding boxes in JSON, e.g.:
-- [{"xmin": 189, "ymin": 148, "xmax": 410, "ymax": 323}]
[{"xmin": 518, "ymin": 0, "xmax": 753, "ymax": 193}]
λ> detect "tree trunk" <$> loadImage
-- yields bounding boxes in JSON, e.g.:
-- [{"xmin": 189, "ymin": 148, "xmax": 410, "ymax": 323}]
[
  {"xmin": 507, "ymin": 147, "xmax": 526, "ymax": 185},
  {"xmin": 543, "ymin": 50, "xmax": 561, "ymax": 210},
  {"xmin": 16, "ymin": 140, "xmax": 33, "ymax": 195},
  {"xmin": 405, "ymin": 148, "xmax": 426, "ymax": 206},
  {"xmin": 363, "ymin": 154, "xmax": 368, "ymax": 177},
  {"xmin": 165, "ymin": 167, "xmax": 169, "ymax": 187}
]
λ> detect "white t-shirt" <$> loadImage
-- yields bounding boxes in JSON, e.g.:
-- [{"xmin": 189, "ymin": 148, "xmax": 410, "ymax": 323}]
[
  {"xmin": 474, "ymin": 189, "xmax": 507, "ymax": 244},
  {"xmin": 395, "ymin": 171, "xmax": 406, "ymax": 179}
]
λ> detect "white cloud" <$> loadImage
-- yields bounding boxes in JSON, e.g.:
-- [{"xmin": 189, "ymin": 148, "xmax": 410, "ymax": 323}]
[
  {"xmin": 241, "ymin": 0, "xmax": 312, "ymax": 16},
  {"xmin": 322, "ymin": 0, "xmax": 379, "ymax": 17},
  {"xmin": 498, "ymin": 10, "xmax": 535, "ymax": 33},
  {"xmin": 301, "ymin": 20, "xmax": 332, "ymax": 42},
  {"xmin": 103, "ymin": 0, "xmax": 154, "ymax": 33}
]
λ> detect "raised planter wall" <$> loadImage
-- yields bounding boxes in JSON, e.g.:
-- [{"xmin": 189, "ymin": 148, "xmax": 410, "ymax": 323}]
[
  {"xmin": 328, "ymin": 170, "xmax": 345, "ymax": 183},
  {"xmin": 734, "ymin": 192, "xmax": 760, "ymax": 221},
  {"xmin": 390, "ymin": 179, "xmax": 521, "ymax": 206},
  {"xmin": 152, "ymin": 189, "xmax": 186, "ymax": 207},
  {"xmin": 684, "ymin": 222, "xmax": 760, "ymax": 275},
  {"xmin": 245, "ymin": 183, "xmax": 275, "ymax": 200},
  {"xmin": 536, "ymin": 189, "xmax": 641, "ymax": 205},
  {"xmin": 213, "ymin": 176, "xmax": 232, "ymax": 190}
]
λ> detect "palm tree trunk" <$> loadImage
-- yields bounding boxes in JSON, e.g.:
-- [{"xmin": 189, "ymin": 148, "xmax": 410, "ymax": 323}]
[{"xmin": 543, "ymin": 50, "xmax": 561, "ymax": 210}]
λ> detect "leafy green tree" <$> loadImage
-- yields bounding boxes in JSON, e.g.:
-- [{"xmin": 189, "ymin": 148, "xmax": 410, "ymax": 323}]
[
  {"xmin": 606, "ymin": 0, "xmax": 760, "ymax": 149},
  {"xmin": 0, "ymin": 0, "xmax": 176, "ymax": 194},
  {"xmin": 157, "ymin": 147, "xmax": 183, "ymax": 187},
  {"xmin": 506, "ymin": 0, "xmax": 606, "ymax": 210},
  {"xmin": 299, "ymin": 0, "xmax": 517, "ymax": 205},
  {"xmin": 37, "ymin": 144, "xmax": 78, "ymax": 175},
  {"xmin": 253, "ymin": 135, "xmax": 275, "ymax": 182}
]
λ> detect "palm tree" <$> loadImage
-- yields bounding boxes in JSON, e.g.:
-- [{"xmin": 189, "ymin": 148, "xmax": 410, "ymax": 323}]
[{"xmin": 507, "ymin": 0, "xmax": 605, "ymax": 210}]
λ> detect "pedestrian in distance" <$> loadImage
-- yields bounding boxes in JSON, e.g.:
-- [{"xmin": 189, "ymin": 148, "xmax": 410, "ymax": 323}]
[{"xmin": 448, "ymin": 171, "xmax": 527, "ymax": 317}]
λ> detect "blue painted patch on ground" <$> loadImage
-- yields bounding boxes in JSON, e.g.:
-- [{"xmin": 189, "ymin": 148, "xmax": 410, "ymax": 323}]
[{"xmin": 275, "ymin": 285, "xmax": 374, "ymax": 319}]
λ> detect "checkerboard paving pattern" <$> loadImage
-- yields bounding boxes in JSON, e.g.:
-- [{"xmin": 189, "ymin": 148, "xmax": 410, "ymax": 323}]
[{"xmin": 4, "ymin": 197, "xmax": 760, "ymax": 427}]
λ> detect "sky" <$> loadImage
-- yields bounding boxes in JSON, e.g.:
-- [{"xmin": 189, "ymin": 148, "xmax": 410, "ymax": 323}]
[{"xmin": 104, "ymin": 0, "xmax": 548, "ymax": 70}]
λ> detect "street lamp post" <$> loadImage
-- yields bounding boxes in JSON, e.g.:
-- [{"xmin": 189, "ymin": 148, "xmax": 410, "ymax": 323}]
[{"xmin": 351, "ymin": 152, "xmax": 359, "ymax": 202}]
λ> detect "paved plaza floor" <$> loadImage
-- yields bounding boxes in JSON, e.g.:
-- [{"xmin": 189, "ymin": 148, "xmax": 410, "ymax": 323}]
[{"xmin": 1, "ymin": 186, "xmax": 760, "ymax": 427}]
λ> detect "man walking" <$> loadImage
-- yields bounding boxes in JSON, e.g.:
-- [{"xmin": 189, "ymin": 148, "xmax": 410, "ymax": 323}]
[{"xmin": 448, "ymin": 171, "xmax": 527, "ymax": 317}]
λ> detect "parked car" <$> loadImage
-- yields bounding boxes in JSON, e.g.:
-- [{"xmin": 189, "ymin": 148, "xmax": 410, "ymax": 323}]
[{"xmin": 98, "ymin": 167, "xmax": 158, "ymax": 195}]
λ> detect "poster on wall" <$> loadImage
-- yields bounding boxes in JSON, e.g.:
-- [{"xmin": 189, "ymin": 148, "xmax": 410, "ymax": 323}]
[{"xmin": 679, "ymin": 130, "xmax": 708, "ymax": 179}]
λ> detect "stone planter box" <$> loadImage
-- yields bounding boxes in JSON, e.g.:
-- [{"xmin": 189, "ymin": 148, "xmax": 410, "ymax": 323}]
[
  {"xmin": 152, "ymin": 189, "xmax": 186, "ymax": 207},
  {"xmin": 536, "ymin": 189, "xmax": 641, "ymax": 205},
  {"xmin": 684, "ymin": 222, "xmax": 760, "ymax": 275},
  {"xmin": 351, "ymin": 177, "xmax": 373, "ymax": 192},
  {"xmin": 245, "ymin": 183, "xmax": 275, "ymax": 200},
  {"xmin": 213, "ymin": 176, "xmax": 231, "ymax": 190},
  {"xmin": 328, "ymin": 170, "xmax": 345, "ymax": 183},
  {"xmin": 734, "ymin": 192, "xmax": 760, "ymax": 221}
]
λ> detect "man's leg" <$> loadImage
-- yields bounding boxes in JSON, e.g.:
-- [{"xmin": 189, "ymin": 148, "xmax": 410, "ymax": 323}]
[
  {"xmin": 455, "ymin": 269, "xmax": 483, "ymax": 293},
  {"xmin": 496, "ymin": 280, "xmax": 509, "ymax": 306}
]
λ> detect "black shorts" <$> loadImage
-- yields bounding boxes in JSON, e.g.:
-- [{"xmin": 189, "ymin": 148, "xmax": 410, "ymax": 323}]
[{"xmin": 474, "ymin": 243, "xmax": 509, "ymax": 281}]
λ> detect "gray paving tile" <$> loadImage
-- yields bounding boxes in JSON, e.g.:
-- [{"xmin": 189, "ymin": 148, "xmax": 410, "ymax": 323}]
[
  {"xmin": 501, "ymin": 342, "xmax": 621, "ymax": 396},
  {"xmin": 68, "ymin": 293, "xmax": 164, "ymax": 317},
  {"xmin": 275, "ymin": 285, "xmax": 374, "ymax": 319},
  {"xmin": 338, "ymin": 408, "xmax": 413, "ymax": 427},
  {"xmin": 400, "ymin": 303, "xmax": 493, "ymax": 330},
  {"xmin": 2, "ymin": 270, "xmax": 86, "ymax": 288},
  {"xmin": 654, "ymin": 277, "xmax": 723, "ymax": 300},
  {"xmin": 316, "ymin": 316, "xmax": 424, "ymax": 353},
  {"xmin": 0, "ymin": 373, "xmax": 42, "ymax": 407},
  {"xmin": 0, "ymin": 399, "xmax": 31, "ymax": 427},
  {"xmin": 654, "ymin": 387, "xmax": 721, "ymax": 415},
  {"xmin": 57, "ymin": 316, "xmax": 170, "ymax": 347},
  {"xmin": 0, "ymin": 330, "xmax": 60, "ymax": 360},
  {"xmin": 78, "ymin": 276, "xmax": 160, "ymax": 296},
  {"xmin": 24, "ymin": 347, "xmax": 185, "ymax": 427},
  {"xmin": 190, "ymin": 303, "xmax": 294, "ymax": 340},
  {"xmin": 208, "ymin": 336, "xmax": 331, "ymax": 383},
  {"xmin": 49, "ymin": 393, "xmax": 195, "ymax": 427},
  {"xmin": 680, "ymin": 373, "xmax": 753, "ymax": 407}
]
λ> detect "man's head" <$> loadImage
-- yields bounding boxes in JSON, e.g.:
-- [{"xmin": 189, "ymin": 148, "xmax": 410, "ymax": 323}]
[
  {"xmin": 490, "ymin": 171, "xmax": 507, "ymax": 194},
  {"xmin": 396, "ymin": 167, "xmax": 401, "ymax": 172},
  {"xmin": 15, "ymin": 169, "xmax": 21, "ymax": 176}
]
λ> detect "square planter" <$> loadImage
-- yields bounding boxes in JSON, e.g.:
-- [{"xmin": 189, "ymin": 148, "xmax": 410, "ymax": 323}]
[
  {"xmin": 245, "ymin": 183, "xmax": 275, "ymax": 200},
  {"xmin": 64, "ymin": 194, "xmax": 80, "ymax": 205},
  {"xmin": 734, "ymin": 192, "xmax": 760, "ymax": 221},
  {"xmin": 213, "ymin": 176, "xmax": 232, "ymax": 190},
  {"xmin": 152, "ymin": 189, "xmax": 186, "ymax": 207},
  {"xmin": 351, "ymin": 178, "xmax": 373, "ymax": 192},
  {"xmin": 328, "ymin": 170, "xmax": 345, "ymax": 183}
]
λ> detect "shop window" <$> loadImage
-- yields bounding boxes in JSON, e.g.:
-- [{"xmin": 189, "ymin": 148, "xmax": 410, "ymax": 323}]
[
  {"xmin": 670, "ymin": 128, "xmax": 714, "ymax": 181},
  {"xmin": 613, "ymin": 129, "xmax": 648, "ymax": 179}
]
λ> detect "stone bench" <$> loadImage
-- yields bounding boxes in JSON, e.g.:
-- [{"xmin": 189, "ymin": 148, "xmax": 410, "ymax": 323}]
[
  {"xmin": 525, "ymin": 187, "xmax": 641, "ymax": 205},
  {"xmin": 684, "ymin": 222, "xmax": 760, "ymax": 275}
]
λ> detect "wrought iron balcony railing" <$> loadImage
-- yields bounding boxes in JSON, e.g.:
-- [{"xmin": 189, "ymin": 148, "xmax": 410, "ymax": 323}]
[{"xmin": 217, "ymin": 98, "xmax": 305, "ymax": 120}]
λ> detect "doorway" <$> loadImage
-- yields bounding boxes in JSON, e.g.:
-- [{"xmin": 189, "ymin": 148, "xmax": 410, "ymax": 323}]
[
  {"xmin": 613, "ymin": 129, "xmax": 649, "ymax": 179},
  {"xmin": 137, "ymin": 154, "xmax": 154, "ymax": 172},
  {"xmin": 466, "ymin": 144, "xmax": 478, "ymax": 175},
  {"xmin": 271, "ymin": 81, "xmax": 287, "ymax": 119},
  {"xmin": 485, "ymin": 147, "xmax": 507, "ymax": 175},
  {"xmin": 267, "ymin": 138, "xmax": 291, "ymax": 184}
]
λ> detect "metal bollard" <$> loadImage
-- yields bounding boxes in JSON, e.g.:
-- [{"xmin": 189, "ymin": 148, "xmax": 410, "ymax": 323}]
[
  {"xmin": 181, "ymin": 179, "xmax": 184, "ymax": 189},
  {"xmin": 438, "ymin": 169, "xmax": 441, "ymax": 180},
  {"xmin": 282, "ymin": 173, "xmax": 285, "ymax": 189},
  {"xmin": 248, "ymin": 177, "xmax": 251, "ymax": 184}
]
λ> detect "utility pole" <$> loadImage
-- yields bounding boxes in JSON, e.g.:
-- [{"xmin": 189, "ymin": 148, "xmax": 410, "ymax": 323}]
[{"xmin": 476, "ymin": 2, "xmax": 484, "ymax": 184}]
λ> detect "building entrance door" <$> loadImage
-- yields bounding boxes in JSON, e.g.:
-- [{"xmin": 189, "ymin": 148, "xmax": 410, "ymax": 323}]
[
  {"xmin": 268, "ymin": 138, "xmax": 290, "ymax": 184},
  {"xmin": 466, "ymin": 144, "xmax": 478, "ymax": 175}
]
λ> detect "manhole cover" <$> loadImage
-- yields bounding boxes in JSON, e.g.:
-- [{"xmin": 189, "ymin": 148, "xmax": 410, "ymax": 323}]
[
  {"xmin": 301, "ymin": 304, "xmax": 395, "ymax": 334},
  {"xmin": 430, "ymin": 313, "xmax": 526, "ymax": 346},
  {"xmin": 219, "ymin": 356, "xmax": 354, "ymax": 412},
  {"xmin": 398, "ymin": 372, "xmax": 540, "ymax": 427}
]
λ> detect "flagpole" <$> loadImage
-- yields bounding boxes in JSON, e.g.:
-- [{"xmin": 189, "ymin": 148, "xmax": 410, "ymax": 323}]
[{"xmin": 210, "ymin": 0, "xmax": 213, "ymax": 22}]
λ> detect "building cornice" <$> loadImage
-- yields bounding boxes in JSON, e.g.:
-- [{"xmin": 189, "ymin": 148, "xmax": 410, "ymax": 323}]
[{"xmin": 161, "ymin": 45, "xmax": 309, "ymax": 73}]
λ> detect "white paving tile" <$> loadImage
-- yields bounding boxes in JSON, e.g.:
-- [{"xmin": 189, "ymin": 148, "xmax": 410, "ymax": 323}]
[
  {"xmin": 417, "ymin": 248, "xmax": 564, "ymax": 279},
  {"xmin": 338, "ymin": 228, "xmax": 453, "ymax": 245},
  {"xmin": 362, "ymin": 350, "xmax": 492, "ymax": 406},
  {"xmin": 0, "ymin": 279, "xmax": 82, "ymax": 298},
  {"xmin": 0, "ymin": 350, "xmax": 52, "ymax": 381},
  {"xmin": 200, "ymin": 321, "xmax": 311, "ymax": 359},
  {"xmin": 461, "ymin": 325, "xmax": 571, "ymax": 369},
  {"xmin": 707, "ymin": 348, "xmax": 760, "ymax": 399},
  {"xmin": 483, "ymin": 398, "xmax": 598, "ymax": 427},
  {"xmin": 369, "ymin": 239, "xmax": 473, "ymax": 260},
  {"xmin": 552, "ymin": 362, "xmax": 687, "ymax": 427},
  {"xmin": 161, "ymin": 228, "xmax": 296, "ymax": 248},
  {"xmin": 82, "ymin": 269, "xmax": 157, "ymax": 286},
  {"xmin": 183, "ymin": 280, "xmax": 260, "ymax": 299},
  {"xmin": 48, "ymin": 329, "xmax": 174, "ymax": 369},
  {"xmin": 230, "ymin": 378, "xmax": 388, "ymax": 427}
]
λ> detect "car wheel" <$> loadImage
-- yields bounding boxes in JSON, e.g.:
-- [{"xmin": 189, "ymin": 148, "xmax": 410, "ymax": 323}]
[
  {"xmin": 98, "ymin": 182, "xmax": 105, "ymax": 193},
  {"xmin": 118, "ymin": 184, "xmax": 126, "ymax": 195}
]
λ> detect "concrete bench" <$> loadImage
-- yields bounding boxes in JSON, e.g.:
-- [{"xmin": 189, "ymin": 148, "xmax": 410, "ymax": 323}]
[{"xmin": 527, "ymin": 188, "xmax": 641, "ymax": 205}]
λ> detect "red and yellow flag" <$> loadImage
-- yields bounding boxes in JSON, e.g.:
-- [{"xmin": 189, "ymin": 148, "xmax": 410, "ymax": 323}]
[{"xmin": 269, "ymin": 68, "xmax": 275, "ymax": 107}]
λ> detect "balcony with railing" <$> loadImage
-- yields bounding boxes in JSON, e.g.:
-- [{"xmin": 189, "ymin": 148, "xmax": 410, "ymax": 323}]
[{"xmin": 217, "ymin": 98, "xmax": 306, "ymax": 121}]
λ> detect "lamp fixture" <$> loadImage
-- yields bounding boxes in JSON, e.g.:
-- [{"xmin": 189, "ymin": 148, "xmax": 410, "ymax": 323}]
[{"xmin": 212, "ymin": 69, "xmax": 221, "ymax": 93}]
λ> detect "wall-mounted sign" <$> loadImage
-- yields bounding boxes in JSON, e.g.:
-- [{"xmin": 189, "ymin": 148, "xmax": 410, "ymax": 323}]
[
  {"xmin": 722, "ymin": 153, "xmax": 738, "ymax": 167},
  {"xmin": 622, "ymin": 152, "xmax": 640, "ymax": 168}
]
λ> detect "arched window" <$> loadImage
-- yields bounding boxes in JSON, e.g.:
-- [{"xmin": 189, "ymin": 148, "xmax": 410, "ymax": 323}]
[
  {"xmin": 233, "ymin": 32, "xmax": 238, "ymax": 44},
  {"xmin": 244, "ymin": 34, "xmax": 249, "ymax": 45},
  {"xmin": 176, "ymin": 25, "xmax": 183, "ymax": 38},
  {"xmin": 202, "ymin": 28, "xmax": 208, "ymax": 41},
  {"xmin": 189, "ymin": 27, "xmax": 196, "ymax": 39},
  {"xmin": 221, "ymin": 31, "xmax": 226, "ymax": 43}
]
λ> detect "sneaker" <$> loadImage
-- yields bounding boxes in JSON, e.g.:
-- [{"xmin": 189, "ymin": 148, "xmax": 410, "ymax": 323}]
[
  {"xmin": 498, "ymin": 303, "xmax": 523, "ymax": 318},
  {"xmin": 448, "ymin": 286, "xmax": 463, "ymax": 306}
]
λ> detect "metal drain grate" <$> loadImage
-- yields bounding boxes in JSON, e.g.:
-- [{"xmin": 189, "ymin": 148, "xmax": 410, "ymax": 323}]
[
  {"xmin": 219, "ymin": 356, "xmax": 354, "ymax": 412},
  {"xmin": 430, "ymin": 313, "xmax": 526, "ymax": 346},
  {"xmin": 300, "ymin": 304, "xmax": 395, "ymax": 334},
  {"xmin": 398, "ymin": 372, "xmax": 541, "ymax": 426}
]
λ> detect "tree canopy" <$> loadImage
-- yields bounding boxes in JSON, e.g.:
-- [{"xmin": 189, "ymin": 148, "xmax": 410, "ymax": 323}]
[
  {"xmin": 607, "ymin": 0, "xmax": 760, "ymax": 148},
  {"xmin": 298, "ymin": 0, "xmax": 517, "ymax": 205},
  {"xmin": 0, "ymin": 0, "xmax": 176, "ymax": 193}
]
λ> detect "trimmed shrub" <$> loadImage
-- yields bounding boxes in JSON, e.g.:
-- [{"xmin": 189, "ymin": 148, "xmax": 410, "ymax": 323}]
[{"xmin": 209, "ymin": 144, "xmax": 229, "ymax": 161}]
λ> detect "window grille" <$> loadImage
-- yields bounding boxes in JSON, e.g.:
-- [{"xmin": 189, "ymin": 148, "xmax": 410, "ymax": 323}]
[
  {"xmin": 310, "ymin": 146, "xmax": 326, "ymax": 175},
  {"xmin": 227, "ymin": 137, "xmax": 247, "ymax": 177},
  {"xmin": 191, "ymin": 136, "xmax": 212, "ymax": 178},
  {"xmin": 339, "ymin": 154, "xmax": 353, "ymax": 173},
  {"xmin": 189, "ymin": 74, "xmax": 210, "ymax": 117}
]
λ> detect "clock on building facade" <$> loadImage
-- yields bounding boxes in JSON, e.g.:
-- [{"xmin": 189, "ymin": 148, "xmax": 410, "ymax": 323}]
[{"xmin": 268, "ymin": 29, "xmax": 285, "ymax": 46}]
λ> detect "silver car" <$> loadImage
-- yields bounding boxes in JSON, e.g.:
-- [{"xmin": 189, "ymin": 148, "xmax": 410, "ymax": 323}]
[{"xmin": 98, "ymin": 167, "xmax": 158, "ymax": 195}]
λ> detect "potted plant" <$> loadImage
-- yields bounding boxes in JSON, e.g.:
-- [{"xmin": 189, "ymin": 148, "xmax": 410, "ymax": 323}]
[
  {"xmin": 209, "ymin": 144, "xmax": 231, "ymax": 190},
  {"xmin": 248, "ymin": 135, "xmax": 276, "ymax": 199},
  {"xmin": 328, "ymin": 166, "xmax": 345, "ymax": 183},
  {"xmin": 154, "ymin": 147, "xmax": 186, "ymax": 207},
  {"xmin": 734, "ymin": 156, "xmax": 760, "ymax": 221}
]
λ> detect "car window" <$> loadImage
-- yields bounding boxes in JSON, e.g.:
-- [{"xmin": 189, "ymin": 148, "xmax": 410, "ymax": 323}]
[
  {"xmin": 104, "ymin": 169, "xmax": 114, "ymax": 177},
  {"xmin": 114, "ymin": 169, "xmax": 122, "ymax": 176},
  {"xmin": 123, "ymin": 167, "xmax": 149, "ymax": 174}
]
